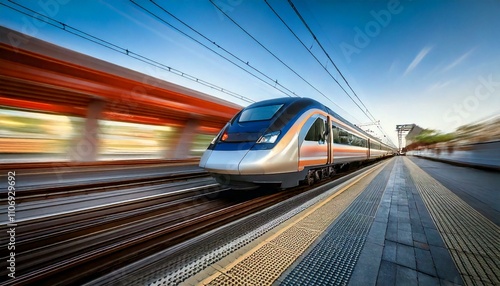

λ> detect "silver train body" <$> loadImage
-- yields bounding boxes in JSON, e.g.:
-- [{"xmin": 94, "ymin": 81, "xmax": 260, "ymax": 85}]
[{"xmin": 200, "ymin": 97, "xmax": 394, "ymax": 189}]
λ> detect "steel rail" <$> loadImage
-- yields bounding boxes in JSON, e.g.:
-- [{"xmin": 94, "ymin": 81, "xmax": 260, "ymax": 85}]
[{"xmin": 1, "ymin": 170, "xmax": 209, "ymax": 203}]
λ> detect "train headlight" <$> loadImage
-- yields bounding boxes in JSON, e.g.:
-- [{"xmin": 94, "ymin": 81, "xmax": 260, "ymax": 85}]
[
  {"xmin": 211, "ymin": 124, "xmax": 229, "ymax": 144},
  {"xmin": 256, "ymin": 131, "xmax": 280, "ymax": 144}
]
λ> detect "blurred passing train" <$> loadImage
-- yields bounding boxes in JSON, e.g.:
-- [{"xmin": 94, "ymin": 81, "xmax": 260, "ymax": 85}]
[{"xmin": 200, "ymin": 97, "xmax": 394, "ymax": 189}]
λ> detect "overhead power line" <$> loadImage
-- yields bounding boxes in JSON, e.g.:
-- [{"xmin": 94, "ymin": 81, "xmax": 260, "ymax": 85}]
[
  {"xmin": 264, "ymin": 0, "xmax": 356, "ymax": 118},
  {"xmin": 286, "ymin": 0, "xmax": 396, "ymax": 146},
  {"xmin": 143, "ymin": 0, "xmax": 298, "ymax": 98},
  {"xmin": 209, "ymin": 0, "xmax": 345, "ymax": 111},
  {"xmin": 3, "ymin": 0, "xmax": 255, "ymax": 104},
  {"xmin": 131, "ymin": 0, "xmax": 298, "ymax": 99},
  {"xmin": 286, "ymin": 0, "xmax": 376, "ymax": 122}
]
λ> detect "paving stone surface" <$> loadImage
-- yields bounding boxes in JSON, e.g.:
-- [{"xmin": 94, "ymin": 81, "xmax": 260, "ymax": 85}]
[{"xmin": 349, "ymin": 157, "xmax": 463, "ymax": 285}]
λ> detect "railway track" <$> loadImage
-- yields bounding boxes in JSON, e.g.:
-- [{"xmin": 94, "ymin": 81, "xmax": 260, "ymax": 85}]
[
  {"xmin": 0, "ymin": 177, "xmax": 225, "ymax": 285},
  {"xmin": 0, "ymin": 159, "xmax": 386, "ymax": 285},
  {"xmin": 2, "ymin": 169, "xmax": 208, "ymax": 203}
]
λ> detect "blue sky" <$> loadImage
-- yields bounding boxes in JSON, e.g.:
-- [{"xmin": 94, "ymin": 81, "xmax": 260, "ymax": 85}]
[{"xmin": 1, "ymin": 0, "xmax": 499, "ymax": 146}]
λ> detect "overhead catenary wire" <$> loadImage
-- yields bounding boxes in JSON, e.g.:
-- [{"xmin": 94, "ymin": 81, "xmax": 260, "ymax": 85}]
[
  {"xmin": 286, "ymin": 0, "xmax": 375, "ymax": 122},
  {"xmin": 142, "ymin": 0, "xmax": 299, "ymax": 99},
  {"xmin": 3, "ymin": 0, "xmax": 255, "ymax": 104},
  {"xmin": 209, "ymin": 0, "xmax": 345, "ymax": 111},
  {"xmin": 264, "ymin": 0, "xmax": 355, "ymax": 120},
  {"xmin": 287, "ymin": 0, "xmax": 396, "ymax": 146},
  {"xmin": 131, "ymin": 0, "xmax": 298, "ymax": 99}
]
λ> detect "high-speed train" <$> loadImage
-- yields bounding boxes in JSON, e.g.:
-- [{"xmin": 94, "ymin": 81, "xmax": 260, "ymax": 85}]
[{"xmin": 200, "ymin": 97, "xmax": 394, "ymax": 189}]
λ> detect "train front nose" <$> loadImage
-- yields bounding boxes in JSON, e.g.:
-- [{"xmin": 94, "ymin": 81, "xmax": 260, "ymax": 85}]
[
  {"xmin": 199, "ymin": 149, "xmax": 249, "ymax": 175},
  {"xmin": 200, "ymin": 149, "xmax": 261, "ymax": 189}
]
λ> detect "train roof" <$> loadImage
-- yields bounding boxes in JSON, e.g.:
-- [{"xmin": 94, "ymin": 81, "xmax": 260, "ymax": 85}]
[
  {"xmin": 246, "ymin": 97, "xmax": 316, "ymax": 107},
  {"xmin": 246, "ymin": 97, "xmax": 395, "ymax": 150}
]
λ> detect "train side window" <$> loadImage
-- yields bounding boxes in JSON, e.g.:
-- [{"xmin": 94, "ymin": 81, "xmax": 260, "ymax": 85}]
[
  {"xmin": 354, "ymin": 135, "xmax": 365, "ymax": 147},
  {"xmin": 353, "ymin": 135, "xmax": 360, "ymax": 147},
  {"xmin": 331, "ymin": 125, "xmax": 340, "ymax": 143},
  {"xmin": 339, "ymin": 128, "xmax": 349, "ymax": 144},
  {"xmin": 305, "ymin": 118, "xmax": 325, "ymax": 142},
  {"xmin": 347, "ymin": 133, "xmax": 354, "ymax": 145}
]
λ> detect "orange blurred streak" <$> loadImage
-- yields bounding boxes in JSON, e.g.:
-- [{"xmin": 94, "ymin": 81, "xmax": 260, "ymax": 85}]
[
  {"xmin": 0, "ymin": 96, "xmax": 85, "ymax": 116},
  {"xmin": 197, "ymin": 126, "xmax": 221, "ymax": 134},
  {"xmin": 102, "ymin": 112, "xmax": 183, "ymax": 127},
  {"xmin": 0, "ymin": 138, "xmax": 61, "ymax": 153}
]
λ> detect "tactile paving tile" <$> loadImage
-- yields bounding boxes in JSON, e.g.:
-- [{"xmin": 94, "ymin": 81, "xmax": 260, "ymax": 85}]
[
  {"xmin": 207, "ymin": 243, "xmax": 296, "ymax": 286},
  {"xmin": 404, "ymin": 158, "xmax": 500, "ymax": 285},
  {"xmin": 279, "ymin": 160, "xmax": 393, "ymax": 285},
  {"xmin": 272, "ymin": 226, "xmax": 320, "ymax": 252}
]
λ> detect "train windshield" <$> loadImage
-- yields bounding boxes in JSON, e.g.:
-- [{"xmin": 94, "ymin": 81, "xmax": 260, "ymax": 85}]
[{"xmin": 238, "ymin": 104, "xmax": 283, "ymax": 122}]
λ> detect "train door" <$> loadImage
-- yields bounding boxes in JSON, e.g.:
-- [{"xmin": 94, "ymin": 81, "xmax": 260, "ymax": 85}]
[
  {"xmin": 327, "ymin": 116, "xmax": 333, "ymax": 164},
  {"xmin": 367, "ymin": 138, "xmax": 371, "ymax": 159},
  {"xmin": 299, "ymin": 116, "xmax": 328, "ymax": 169}
]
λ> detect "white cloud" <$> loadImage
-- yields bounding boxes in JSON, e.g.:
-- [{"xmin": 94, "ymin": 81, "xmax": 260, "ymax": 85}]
[
  {"xmin": 441, "ymin": 48, "xmax": 475, "ymax": 73},
  {"xmin": 426, "ymin": 80, "xmax": 453, "ymax": 92},
  {"xmin": 404, "ymin": 45, "xmax": 433, "ymax": 76},
  {"xmin": 388, "ymin": 60, "xmax": 398, "ymax": 74}
]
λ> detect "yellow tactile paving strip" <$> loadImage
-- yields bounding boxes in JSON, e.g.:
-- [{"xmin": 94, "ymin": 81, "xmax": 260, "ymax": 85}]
[
  {"xmin": 404, "ymin": 157, "xmax": 500, "ymax": 285},
  {"xmin": 180, "ymin": 160, "xmax": 392, "ymax": 286}
]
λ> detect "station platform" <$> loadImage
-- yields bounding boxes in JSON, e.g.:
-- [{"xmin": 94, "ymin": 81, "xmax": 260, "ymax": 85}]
[{"xmin": 178, "ymin": 156, "xmax": 499, "ymax": 286}]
